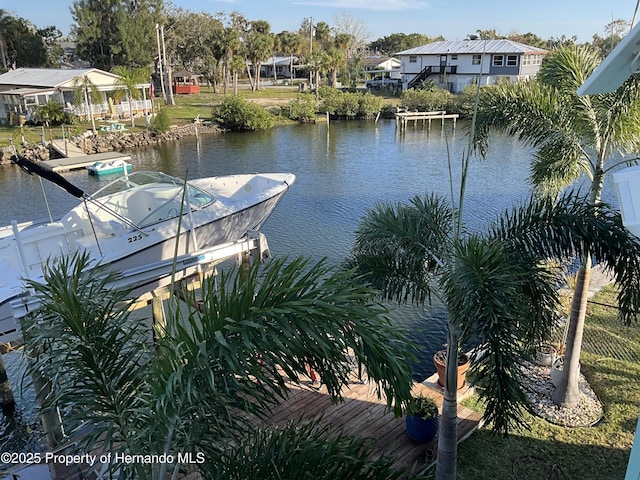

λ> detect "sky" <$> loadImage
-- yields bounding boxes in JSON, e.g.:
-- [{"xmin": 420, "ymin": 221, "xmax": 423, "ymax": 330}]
[{"xmin": 4, "ymin": 0, "xmax": 639, "ymax": 44}]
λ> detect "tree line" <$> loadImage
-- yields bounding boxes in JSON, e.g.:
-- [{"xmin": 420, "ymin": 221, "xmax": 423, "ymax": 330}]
[{"xmin": 0, "ymin": 2, "xmax": 633, "ymax": 88}]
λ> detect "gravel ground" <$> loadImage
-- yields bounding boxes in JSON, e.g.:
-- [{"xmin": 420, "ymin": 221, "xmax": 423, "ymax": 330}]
[{"xmin": 522, "ymin": 362, "xmax": 603, "ymax": 427}]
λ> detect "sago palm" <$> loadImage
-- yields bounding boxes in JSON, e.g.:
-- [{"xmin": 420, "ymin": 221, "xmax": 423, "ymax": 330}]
[
  {"xmin": 349, "ymin": 191, "xmax": 640, "ymax": 480},
  {"xmin": 473, "ymin": 43, "xmax": 640, "ymax": 407}
]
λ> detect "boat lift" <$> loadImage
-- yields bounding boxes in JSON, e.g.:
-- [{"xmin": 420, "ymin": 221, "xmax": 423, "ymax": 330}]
[{"xmin": 2, "ymin": 230, "xmax": 270, "ymax": 345}]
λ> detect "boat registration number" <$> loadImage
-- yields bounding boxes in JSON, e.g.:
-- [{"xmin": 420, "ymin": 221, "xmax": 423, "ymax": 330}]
[{"xmin": 127, "ymin": 234, "xmax": 144, "ymax": 243}]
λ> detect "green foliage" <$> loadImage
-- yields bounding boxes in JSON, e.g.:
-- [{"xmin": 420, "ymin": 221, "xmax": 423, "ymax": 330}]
[
  {"xmin": 23, "ymin": 254, "xmax": 415, "ymax": 479},
  {"xmin": 213, "ymin": 95, "xmax": 276, "ymax": 131},
  {"xmin": 211, "ymin": 420, "xmax": 412, "ymax": 480},
  {"xmin": 71, "ymin": 0, "xmax": 161, "ymax": 70},
  {"xmin": 319, "ymin": 86, "xmax": 384, "ymax": 118},
  {"xmin": 369, "ymin": 32, "xmax": 445, "ymax": 56},
  {"xmin": 151, "ymin": 107, "xmax": 170, "ymax": 133},
  {"xmin": 288, "ymin": 94, "xmax": 318, "ymax": 123},
  {"xmin": 400, "ymin": 87, "xmax": 455, "ymax": 112},
  {"xmin": 406, "ymin": 395, "xmax": 438, "ymax": 419},
  {"xmin": 0, "ymin": 11, "xmax": 48, "ymax": 68},
  {"xmin": 36, "ymin": 100, "xmax": 73, "ymax": 126}
]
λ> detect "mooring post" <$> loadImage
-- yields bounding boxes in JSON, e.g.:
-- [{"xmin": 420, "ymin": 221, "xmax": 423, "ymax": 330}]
[
  {"xmin": 151, "ymin": 291, "xmax": 166, "ymax": 342},
  {"xmin": 0, "ymin": 345, "xmax": 16, "ymax": 415},
  {"xmin": 31, "ymin": 366, "xmax": 64, "ymax": 447}
]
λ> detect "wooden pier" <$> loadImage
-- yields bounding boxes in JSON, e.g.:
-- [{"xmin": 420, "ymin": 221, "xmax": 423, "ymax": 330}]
[
  {"xmin": 40, "ymin": 151, "xmax": 132, "ymax": 172},
  {"xmin": 395, "ymin": 110, "xmax": 459, "ymax": 130},
  {"xmin": 265, "ymin": 371, "xmax": 483, "ymax": 475}
]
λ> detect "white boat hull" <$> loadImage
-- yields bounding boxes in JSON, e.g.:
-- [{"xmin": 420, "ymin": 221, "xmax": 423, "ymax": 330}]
[{"xmin": 0, "ymin": 171, "xmax": 294, "ymax": 343}]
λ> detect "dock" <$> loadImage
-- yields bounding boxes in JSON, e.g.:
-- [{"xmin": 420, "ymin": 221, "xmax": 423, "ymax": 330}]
[
  {"xmin": 40, "ymin": 151, "xmax": 131, "ymax": 172},
  {"xmin": 264, "ymin": 370, "xmax": 483, "ymax": 475},
  {"xmin": 395, "ymin": 110, "xmax": 459, "ymax": 130}
]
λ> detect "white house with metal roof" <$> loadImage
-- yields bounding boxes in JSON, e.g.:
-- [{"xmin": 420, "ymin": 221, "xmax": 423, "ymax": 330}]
[
  {"xmin": 396, "ymin": 39, "xmax": 548, "ymax": 93},
  {"xmin": 0, "ymin": 68, "xmax": 151, "ymax": 125}
]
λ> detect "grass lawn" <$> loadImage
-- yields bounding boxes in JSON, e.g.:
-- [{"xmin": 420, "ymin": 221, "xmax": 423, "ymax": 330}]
[
  {"xmin": 0, "ymin": 85, "xmax": 402, "ymax": 149},
  {"xmin": 457, "ymin": 284, "xmax": 640, "ymax": 480}
]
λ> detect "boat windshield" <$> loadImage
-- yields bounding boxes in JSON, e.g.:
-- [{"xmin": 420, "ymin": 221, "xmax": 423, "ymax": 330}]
[{"xmin": 88, "ymin": 171, "xmax": 215, "ymax": 227}]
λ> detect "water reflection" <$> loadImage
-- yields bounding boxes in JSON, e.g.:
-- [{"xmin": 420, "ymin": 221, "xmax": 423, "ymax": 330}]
[{"xmin": 0, "ymin": 119, "xmax": 618, "ymax": 447}]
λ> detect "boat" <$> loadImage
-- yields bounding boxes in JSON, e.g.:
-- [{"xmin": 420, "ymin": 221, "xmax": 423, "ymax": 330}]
[
  {"xmin": 0, "ymin": 156, "xmax": 295, "ymax": 343},
  {"xmin": 87, "ymin": 159, "xmax": 132, "ymax": 176}
]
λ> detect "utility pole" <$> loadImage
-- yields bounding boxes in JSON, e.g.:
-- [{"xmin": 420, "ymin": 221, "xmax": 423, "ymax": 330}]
[
  {"xmin": 155, "ymin": 24, "xmax": 166, "ymax": 103},
  {"xmin": 309, "ymin": 17, "xmax": 313, "ymax": 89},
  {"xmin": 160, "ymin": 24, "xmax": 175, "ymax": 106}
]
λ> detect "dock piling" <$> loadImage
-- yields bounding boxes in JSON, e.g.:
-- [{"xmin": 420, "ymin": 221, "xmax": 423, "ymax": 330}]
[{"xmin": 0, "ymin": 346, "xmax": 15, "ymax": 415}]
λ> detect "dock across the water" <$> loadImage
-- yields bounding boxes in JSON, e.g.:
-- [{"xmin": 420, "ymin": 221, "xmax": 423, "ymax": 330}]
[
  {"xmin": 40, "ymin": 138, "xmax": 131, "ymax": 172},
  {"xmin": 395, "ymin": 110, "xmax": 459, "ymax": 130},
  {"xmin": 40, "ymin": 151, "xmax": 132, "ymax": 172}
]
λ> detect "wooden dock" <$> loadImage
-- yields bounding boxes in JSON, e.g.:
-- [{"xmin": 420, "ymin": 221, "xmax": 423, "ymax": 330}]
[
  {"xmin": 265, "ymin": 371, "xmax": 483, "ymax": 475},
  {"xmin": 40, "ymin": 151, "xmax": 132, "ymax": 172},
  {"xmin": 395, "ymin": 110, "xmax": 459, "ymax": 130}
]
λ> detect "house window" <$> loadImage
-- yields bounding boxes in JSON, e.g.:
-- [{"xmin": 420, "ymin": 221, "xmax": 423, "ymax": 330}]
[
  {"xmin": 450, "ymin": 54, "xmax": 458, "ymax": 60},
  {"xmin": 409, "ymin": 55, "xmax": 417, "ymax": 63},
  {"xmin": 492, "ymin": 55, "xmax": 504, "ymax": 66},
  {"xmin": 507, "ymin": 55, "xmax": 518, "ymax": 66},
  {"xmin": 522, "ymin": 55, "xmax": 531, "ymax": 66},
  {"xmin": 472, "ymin": 54, "xmax": 482, "ymax": 65}
]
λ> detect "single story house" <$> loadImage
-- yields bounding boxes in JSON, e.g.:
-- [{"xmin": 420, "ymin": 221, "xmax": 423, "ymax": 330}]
[
  {"xmin": 259, "ymin": 56, "xmax": 299, "ymax": 80},
  {"xmin": 0, "ymin": 68, "xmax": 152, "ymax": 125},
  {"xmin": 363, "ymin": 55, "xmax": 402, "ymax": 79},
  {"xmin": 396, "ymin": 39, "xmax": 548, "ymax": 93}
]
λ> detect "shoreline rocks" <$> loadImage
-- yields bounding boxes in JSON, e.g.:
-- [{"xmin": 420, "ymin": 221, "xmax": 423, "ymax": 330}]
[{"xmin": 1, "ymin": 123, "xmax": 221, "ymax": 165}]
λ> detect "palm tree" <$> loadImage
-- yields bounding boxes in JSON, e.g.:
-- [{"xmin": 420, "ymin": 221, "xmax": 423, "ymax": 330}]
[
  {"xmin": 23, "ymin": 254, "xmax": 416, "ymax": 479},
  {"xmin": 72, "ymin": 74, "xmax": 102, "ymax": 133},
  {"xmin": 349, "ymin": 190, "xmax": 640, "ymax": 480},
  {"xmin": 111, "ymin": 66, "xmax": 150, "ymax": 127},
  {"xmin": 473, "ymin": 44, "xmax": 640, "ymax": 407}
]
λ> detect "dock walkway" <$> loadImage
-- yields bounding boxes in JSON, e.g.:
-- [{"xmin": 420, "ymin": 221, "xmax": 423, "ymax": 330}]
[
  {"xmin": 40, "ymin": 151, "xmax": 132, "ymax": 172},
  {"xmin": 265, "ymin": 371, "xmax": 483, "ymax": 475},
  {"xmin": 395, "ymin": 110, "xmax": 459, "ymax": 130}
]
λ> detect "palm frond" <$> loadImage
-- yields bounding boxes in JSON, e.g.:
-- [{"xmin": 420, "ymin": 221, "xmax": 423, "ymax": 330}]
[{"xmin": 349, "ymin": 193, "xmax": 455, "ymax": 304}]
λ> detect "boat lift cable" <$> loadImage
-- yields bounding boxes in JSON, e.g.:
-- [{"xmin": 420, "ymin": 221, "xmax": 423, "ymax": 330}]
[{"xmin": 10, "ymin": 141, "xmax": 54, "ymax": 223}]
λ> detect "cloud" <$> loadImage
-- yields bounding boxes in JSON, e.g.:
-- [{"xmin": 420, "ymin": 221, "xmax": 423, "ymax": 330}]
[{"xmin": 292, "ymin": 0, "xmax": 428, "ymax": 11}]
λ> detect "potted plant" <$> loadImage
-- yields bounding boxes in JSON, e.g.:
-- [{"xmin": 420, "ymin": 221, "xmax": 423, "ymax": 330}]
[
  {"xmin": 433, "ymin": 349, "xmax": 470, "ymax": 390},
  {"xmin": 535, "ymin": 343, "xmax": 557, "ymax": 367},
  {"xmin": 405, "ymin": 394, "xmax": 439, "ymax": 442}
]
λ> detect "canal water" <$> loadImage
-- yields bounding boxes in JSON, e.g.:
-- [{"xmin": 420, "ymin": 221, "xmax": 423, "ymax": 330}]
[{"xmin": 0, "ymin": 119, "xmax": 619, "ymax": 452}]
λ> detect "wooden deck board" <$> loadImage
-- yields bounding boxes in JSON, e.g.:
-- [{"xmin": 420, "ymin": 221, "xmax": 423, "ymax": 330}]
[{"xmin": 265, "ymin": 373, "xmax": 484, "ymax": 474}]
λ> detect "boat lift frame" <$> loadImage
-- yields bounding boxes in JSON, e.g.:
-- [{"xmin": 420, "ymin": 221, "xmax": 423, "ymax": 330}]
[{"xmin": 2, "ymin": 230, "xmax": 270, "ymax": 345}]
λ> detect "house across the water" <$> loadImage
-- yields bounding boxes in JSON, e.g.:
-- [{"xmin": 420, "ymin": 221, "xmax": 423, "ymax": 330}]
[
  {"xmin": 396, "ymin": 39, "xmax": 548, "ymax": 93},
  {"xmin": 0, "ymin": 68, "xmax": 152, "ymax": 125}
]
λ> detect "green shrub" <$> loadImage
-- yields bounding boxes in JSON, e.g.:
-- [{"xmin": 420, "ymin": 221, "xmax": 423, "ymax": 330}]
[
  {"xmin": 213, "ymin": 95, "xmax": 275, "ymax": 131},
  {"xmin": 319, "ymin": 87, "xmax": 383, "ymax": 118},
  {"xmin": 36, "ymin": 100, "xmax": 72, "ymax": 126},
  {"xmin": 401, "ymin": 87, "xmax": 454, "ymax": 112},
  {"xmin": 288, "ymin": 94, "xmax": 318, "ymax": 123},
  {"xmin": 151, "ymin": 107, "xmax": 170, "ymax": 133}
]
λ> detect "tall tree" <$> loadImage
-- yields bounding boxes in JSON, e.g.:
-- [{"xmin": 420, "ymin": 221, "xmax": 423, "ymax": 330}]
[
  {"xmin": 369, "ymin": 32, "xmax": 444, "ymax": 56},
  {"xmin": 474, "ymin": 44, "xmax": 640, "ymax": 407},
  {"xmin": 0, "ymin": 11, "xmax": 48, "ymax": 69},
  {"xmin": 278, "ymin": 30, "xmax": 301, "ymax": 82},
  {"xmin": 332, "ymin": 11, "xmax": 369, "ymax": 58},
  {"xmin": 163, "ymin": 8, "xmax": 225, "ymax": 90},
  {"xmin": 111, "ymin": 65, "xmax": 149, "ymax": 126},
  {"xmin": 350, "ymin": 190, "xmax": 640, "ymax": 480},
  {"xmin": 244, "ymin": 20, "xmax": 274, "ymax": 91},
  {"xmin": 71, "ymin": 0, "xmax": 161, "ymax": 70}
]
